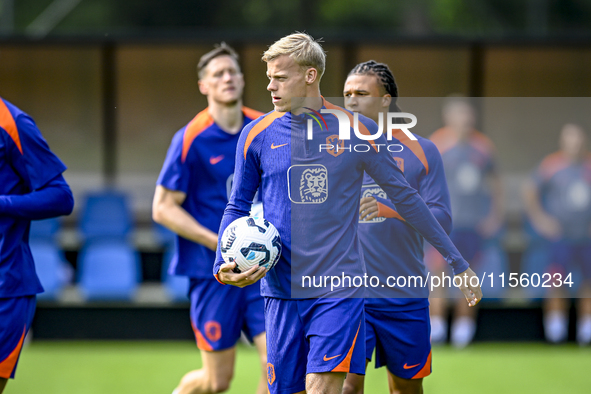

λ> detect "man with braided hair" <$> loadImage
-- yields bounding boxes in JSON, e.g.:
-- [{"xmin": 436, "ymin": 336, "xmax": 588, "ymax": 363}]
[{"xmin": 342, "ymin": 60, "xmax": 457, "ymax": 394}]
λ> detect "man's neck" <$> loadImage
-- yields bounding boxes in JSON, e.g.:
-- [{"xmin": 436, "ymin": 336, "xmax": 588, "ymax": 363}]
[
  {"xmin": 207, "ymin": 100, "xmax": 244, "ymax": 134},
  {"xmin": 292, "ymin": 92, "xmax": 323, "ymax": 115},
  {"xmin": 448, "ymin": 125, "xmax": 473, "ymax": 142}
]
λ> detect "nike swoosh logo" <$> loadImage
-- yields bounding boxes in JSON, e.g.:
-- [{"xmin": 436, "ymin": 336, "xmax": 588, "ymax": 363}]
[
  {"xmin": 209, "ymin": 155, "xmax": 224, "ymax": 165},
  {"xmin": 271, "ymin": 143, "xmax": 288, "ymax": 149},
  {"xmin": 323, "ymin": 354, "xmax": 341, "ymax": 362},
  {"xmin": 403, "ymin": 363, "xmax": 421, "ymax": 369}
]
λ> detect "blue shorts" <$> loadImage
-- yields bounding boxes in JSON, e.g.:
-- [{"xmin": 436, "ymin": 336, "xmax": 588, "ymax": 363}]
[
  {"xmin": 365, "ymin": 306, "xmax": 431, "ymax": 380},
  {"xmin": 189, "ymin": 278, "xmax": 265, "ymax": 351},
  {"xmin": 0, "ymin": 296, "xmax": 36, "ymax": 379},
  {"xmin": 265, "ymin": 297, "xmax": 365, "ymax": 394},
  {"xmin": 549, "ymin": 240, "xmax": 591, "ymax": 280}
]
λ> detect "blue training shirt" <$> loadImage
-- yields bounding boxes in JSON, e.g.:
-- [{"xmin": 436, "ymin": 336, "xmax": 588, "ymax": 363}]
[
  {"xmin": 214, "ymin": 98, "xmax": 469, "ymax": 299},
  {"xmin": 360, "ymin": 130, "xmax": 452, "ymax": 311},
  {"xmin": 430, "ymin": 128, "xmax": 496, "ymax": 230},
  {"xmin": 0, "ymin": 98, "xmax": 67, "ymax": 298},
  {"xmin": 157, "ymin": 106, "xmax": 263, "ymax": 278},
  {"xmin": 533, "ymin": 151, "xmax": 591, "ymax": 242}
]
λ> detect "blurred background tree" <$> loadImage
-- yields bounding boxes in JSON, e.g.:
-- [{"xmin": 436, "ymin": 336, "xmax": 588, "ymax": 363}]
[{"xmin": 2, "ymin": 0, "xmax": 591, "ymax": 38}]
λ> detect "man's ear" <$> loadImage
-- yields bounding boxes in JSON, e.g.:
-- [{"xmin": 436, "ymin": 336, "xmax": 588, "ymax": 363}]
[
  {"xmin": 305, "ymin": 68, "xmax": 318, "ymax": 85},
  {"xmin": 382, "ymin": 94, "xmax": 392, "ymax": 110},
  {"xmin": 198, "ymin": 79, "xmax": 208, "ymax": 95}
]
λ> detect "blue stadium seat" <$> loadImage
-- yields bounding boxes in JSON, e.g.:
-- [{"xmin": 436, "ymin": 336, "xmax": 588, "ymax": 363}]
[
  {"xmin": 79, "ymin": 191, "xmax": 132, "ymax": 239},
  {"xmin": 161, "ymin": 245, "xmax": 189, "ymax": 301},
  {"xmin": 76, "ymin": 190, "xmax": 140, "ymax": 301},
  {"xmin": 78, "ymin": 239, "xmax": 140, "ymax": 301},
  {"xmin": 30, "ymin": 239, "xmax": 71, "ymax": 301},
  {"xmin": 29, "ymin": 218, "xmax": 71, "ymax": 300}
]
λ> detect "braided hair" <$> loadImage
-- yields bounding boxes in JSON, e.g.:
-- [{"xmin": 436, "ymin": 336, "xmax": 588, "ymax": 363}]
[{"xmin": 348, "ymin": 60, "xmax": 402, "ymax": 113}]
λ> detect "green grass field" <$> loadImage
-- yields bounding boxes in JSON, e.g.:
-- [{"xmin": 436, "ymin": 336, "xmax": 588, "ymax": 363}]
[{"xmin": 6, "ymin": 341, "xmax": 591, "ymax": 393}]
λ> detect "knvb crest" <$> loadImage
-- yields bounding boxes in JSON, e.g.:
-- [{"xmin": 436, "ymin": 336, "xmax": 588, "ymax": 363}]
[
  {"xmin": 360, "ymin": 185, "xmax": 387, "ymax": 223},
  {"xmin": 393, "ymin": 157, "xmax": 404, "ymax": 173},
  {"xmin": 267, "ymin": 363, "xmax": 276, "ymax": 385},
  {"xmin": 326, "ymin": 135, "xmax": 345, "ymax": 157},
  {"xmin": 287, "ymin": 164, "xmax": 328, "ymax": 204}
]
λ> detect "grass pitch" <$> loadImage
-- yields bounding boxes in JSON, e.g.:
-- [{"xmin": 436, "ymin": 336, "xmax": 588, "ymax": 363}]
[{"xmin": 6, "ymin": 341, "xmax": 591, "ymax": 393}]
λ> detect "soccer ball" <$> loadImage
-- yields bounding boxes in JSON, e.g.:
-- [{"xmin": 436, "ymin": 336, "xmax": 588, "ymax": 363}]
[{"xmin": 220, "ymin": 216, "xmax": 282, "ymax": 273}]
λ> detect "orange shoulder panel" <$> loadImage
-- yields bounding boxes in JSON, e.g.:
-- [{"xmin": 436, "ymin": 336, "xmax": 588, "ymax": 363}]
[
  {"xmin": 243, "ymin": 111, "xmax": 284, "ymax": 159},
  {"xmin": 391, "ymin": 129, "xmax": 429, "ymax": 174},
  {"xmin": 538, "ymin": 151, "xmax": 568, "ymax": 180},
  {"xmin": 0, "ymin": 99, "xmax": 22, "ymax": 154},
  {"xmin": 324, "ymin": 99, "xmax": 379, "ymax": 152},
  {"xmin": 470, "ymin": 130, "xmax": 496, "ymax": 156},
  {"xmin": 182, "ymin": 109, "xmax": 214, "ymax": 163},
  {"xmin": 429, "ymin": 127, "xmax": 457, "ymax": 155},
  {"xmin": 242, "ymin": 106, "xmax": 264, "ymax": 120}
]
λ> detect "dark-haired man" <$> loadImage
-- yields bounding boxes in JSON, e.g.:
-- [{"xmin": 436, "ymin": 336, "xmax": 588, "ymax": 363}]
[
  {"xmin": 153, "ymin": 43, "xmax": 266, "ymax": 394},
  {"xmin": 342, "ymin": 60, "xmax": 452, "ymax": 394}
]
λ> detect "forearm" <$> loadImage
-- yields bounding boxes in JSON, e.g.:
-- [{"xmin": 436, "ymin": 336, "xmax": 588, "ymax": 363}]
[
  {"xmin": 0, "ymin": 178, "xmax": 73, "ymax": 220},
  {"xmin": 522, "ymin": 181, "xmax": 548, "ymax": 220},
  {"xmin": 214, "ymin": 121, "xmax": 263, "ymax": 279},
  {"xmin": 373, "ymin": 197, "xmax": 452, "ymax": 234},
  {"xmin": 213, "ymin": 201, "xmax": 251, "ymax": 275},
  {"xmin": 153, "ymin": 202, "xmax": 217, "ymax": 250}
]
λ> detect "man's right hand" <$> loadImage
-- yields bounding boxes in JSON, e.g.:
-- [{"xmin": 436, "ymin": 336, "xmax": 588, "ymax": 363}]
[
  {"xmin": 455, "ymin": 267, "xmax": 483, "ymax": 307},
  {"xmin": 217, "ymin": 262, "xmax": 267, "ymax": 288}
]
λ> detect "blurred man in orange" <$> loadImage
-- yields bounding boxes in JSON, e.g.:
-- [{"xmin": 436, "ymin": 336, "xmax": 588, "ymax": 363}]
[
  {"xmin": 427, "ymin": 97, "xmax": 504, "ymax": 347},
  {"xmin": 523, "ymin": 123, "xmax": 591, "ymax": 345}
]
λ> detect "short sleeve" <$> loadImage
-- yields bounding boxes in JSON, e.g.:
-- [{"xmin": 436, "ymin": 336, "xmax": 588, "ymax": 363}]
[
  {"xmin": 13, "ymin": 114, "xmax": 67, "ymax": 190},
  {"xmin": 157, "ymin": 130, "xmax": 191, "ymax": 193}
]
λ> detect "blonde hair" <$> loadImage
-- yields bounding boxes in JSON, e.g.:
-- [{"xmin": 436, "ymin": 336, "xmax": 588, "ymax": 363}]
[{"xmin": 262, "ymin": 33, "xmax": 326, "ymax": 80}]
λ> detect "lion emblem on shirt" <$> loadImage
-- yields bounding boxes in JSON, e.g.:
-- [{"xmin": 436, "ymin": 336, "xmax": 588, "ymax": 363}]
[{"xmin": 300, "ymin": 167, "xmax": 328, "ymax": 203}]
